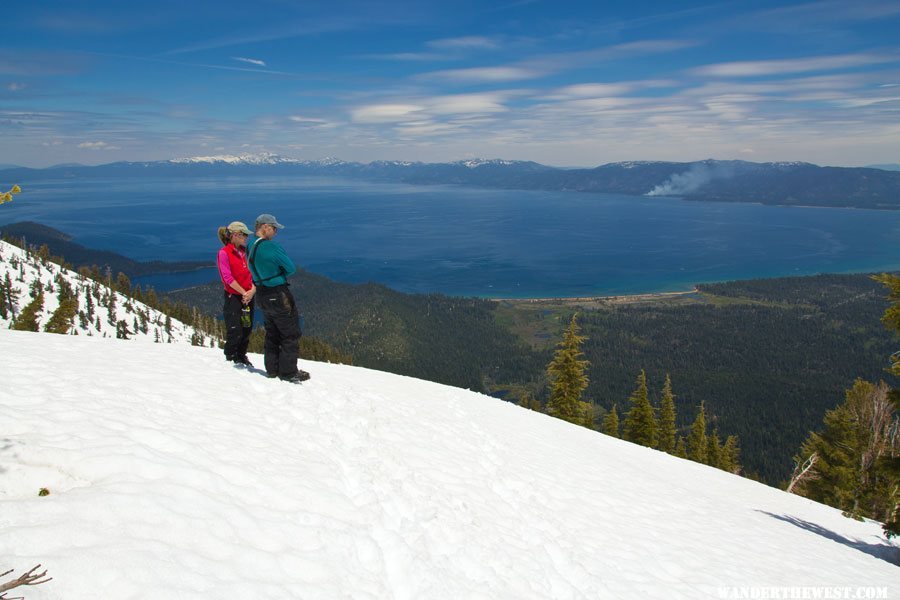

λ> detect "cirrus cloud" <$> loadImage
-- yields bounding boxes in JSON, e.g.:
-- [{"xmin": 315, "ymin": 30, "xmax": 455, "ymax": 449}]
[
  {"xmin": 351, "ymin": 103, "xmax": 425, "ymax": 123},
  {"xmin": 692, "ymin": 53, "xmax": 898, "ymax": 78}
]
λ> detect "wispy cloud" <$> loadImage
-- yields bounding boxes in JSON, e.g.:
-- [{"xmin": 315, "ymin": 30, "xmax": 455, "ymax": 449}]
[
  {"xmin": 7, "ymin": 83, "xmax": 27, "ymax": 92},
  {"xmin": 362, "ymin": 36, "xmax": 501, "ymax": 62},
  {"xmin": 77, "ymin": 140, "xmax": 119, "ymax": 150},
  {"xmin": 426, "ymin": 36, "xmax": 499, "ymax": 50},
  {"xmin": 164, "ymin": 15, "xmax": 381, "ymax": 56},
  {"xmin": 81, "ymin": 51, "xmax": 297, "ymax": 77},
  {"xmin": 425, "ymin": 93, "xmax": 513, "ymax": 115},
  {"xmin": 419, "ymin": 66, "xmax": 541, "ymax": 83},
  {"xmin": 232, "ymin": 57, "xmax": 266, "ymax": 67},
  {"xmin": 351, "ymin": 103, "xmax": 425, "ymax": 123},
  {"xmin": 750, "ymin": 0, "xmax": 900, "ymax": 26},
  {"xmin": 0, "ymin": 50, "xmax": 90, "ymax": 76},
  {"xmin": 417, "ymin": 39, "xmax": 698, "ymax": 84},
  {"xmin": 693, "ymin": 53, "xmax": 898, "ymax": 78},
  {"xmin": 287, "ymin": 115, "xmax": 336, "ymax": 129},
  {"xmin": 541, "ymin": 80, "xmax": 676, "ymax": 101},
  {"xmin": 362, "ymin": 52, "xmax": 452, "ymax": 62}
]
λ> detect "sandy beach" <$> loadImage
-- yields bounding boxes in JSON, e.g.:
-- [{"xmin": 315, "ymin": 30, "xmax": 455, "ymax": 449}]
[{"xmin": 490, "ymin": 288, "xmax": 700, "ymax": 307}]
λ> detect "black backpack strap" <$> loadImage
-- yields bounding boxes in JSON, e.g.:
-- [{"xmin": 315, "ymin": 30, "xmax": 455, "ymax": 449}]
[{"xmin": 248, "ymin": 238, "xmax": 286, "ymax": 286}]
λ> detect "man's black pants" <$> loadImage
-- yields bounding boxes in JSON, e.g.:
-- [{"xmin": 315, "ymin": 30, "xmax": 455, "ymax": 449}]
[
  {"xmin": 256, "ymin": 284, "xmax": 301, "ymax": 377},
  {"xmin": 222, "ymin": 292, "xmax": 254, "ymax": 361}
]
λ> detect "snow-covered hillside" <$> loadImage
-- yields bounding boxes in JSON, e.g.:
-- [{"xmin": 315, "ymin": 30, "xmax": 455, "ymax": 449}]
[
  {"xmin": 0, "ymin": 239, "xmax": 202, "ymax": 344},
  {"xmin": 1, "ymin": 328, "xmax": 896, "ymax": 599}
]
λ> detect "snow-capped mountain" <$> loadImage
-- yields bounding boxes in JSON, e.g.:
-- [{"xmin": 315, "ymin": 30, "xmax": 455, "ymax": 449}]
[
  {"xmin": 0, "ymin": 318, "xmax": 897, "ymax": 597},
  {"xmin": 169, "ymin": 152, "xmax": 304, "ymax": 165},
  {"xmin": 455, "ymin": 158, "xmax": 529, "ymax": 169},
  {"xmin": 0, "ymin": 239, "xmax": 205, "ymax": 345}
]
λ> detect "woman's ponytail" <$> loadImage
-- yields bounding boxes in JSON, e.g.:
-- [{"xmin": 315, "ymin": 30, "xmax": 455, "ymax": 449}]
[{"xmin": 217, "ymin": 226, "xmax": 231, "ymax": 246}]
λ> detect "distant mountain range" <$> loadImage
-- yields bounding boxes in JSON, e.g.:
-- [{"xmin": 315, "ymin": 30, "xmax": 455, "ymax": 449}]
[{"xmin": 2, "ymin": 153, "xmax": 899, "ymax": 209}]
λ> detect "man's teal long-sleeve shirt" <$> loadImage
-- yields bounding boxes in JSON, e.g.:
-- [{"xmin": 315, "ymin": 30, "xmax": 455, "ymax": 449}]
[{"xmin": 248, "ymin": 238, "xmax": 296, "ymax": 287}]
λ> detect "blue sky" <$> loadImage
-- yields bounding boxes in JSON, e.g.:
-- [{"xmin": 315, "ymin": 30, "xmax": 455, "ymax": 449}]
[{"xmin": 2, "ymin": 0, "xmax": 899, "ymax": 167}]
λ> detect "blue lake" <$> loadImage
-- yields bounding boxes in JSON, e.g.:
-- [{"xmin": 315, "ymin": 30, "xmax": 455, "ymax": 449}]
[{"xmin": 1, "ymin": 176, "xmax": 898, "ymax": 297}]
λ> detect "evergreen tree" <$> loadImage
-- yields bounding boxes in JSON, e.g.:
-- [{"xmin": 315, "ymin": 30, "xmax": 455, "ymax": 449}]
[
  {"xmin": 8, "ymin": 272, "xmax": 20, "ymax": 314},
  {"xmin": 145, "ymin": 287, "xmax": 159, "ymax": 309},
  {"xmin": 518, "ymin": 391, "xmax": 542, "ymax": 412},
  {"xmin": 792, "ymin": 379, "xmax": 897, "ymax": 524},
  {"xmin": 107, "ymin": 290, "xmax": 117, "ymax": 325},
  {"xmin": 707, "ymin": 428, "xmax": 722, "ymax": 468},
  {"xmin": 687, "ymin": 402, "xmax": 709, "ymax": 464},
  {"xmin": 116, "ymin": 320, "xmax": 131, "ymax": 340},
  {"xmin": 0, "ymin": 272, "xmax": 11, "ymax": 319},
  {"xmin": 545, "ymin": 314, "xmax": 590, "ymax": 425},
  {"xmin": 658, "ymin": 374, "xmax": 677, "ymax": 453},
  {"xmin": 602, "ymin": 404, "xmax": 620, "ymax": 438},
  {"xmin": 579, "ymin": 401, "xmax": 596, "ymax": 430},
  {"xmin": 84, "ymin": 288, "xmax": 94, "ymax": 320},
  {"xmin": 44, "ymin": 298, "xmax": 78, "ymax": 334},
  {"xmin": 674, "ymin": 436, "xmax": 687, "ymax": 459},
  {"xmin": 623, "ymin": 370, "xmax": 658, "ymax": 448},
  {"xmin": 115, "ymin": 272, "xmax": 132, "ymax": 295},
  {"xmin": 795, "ymin": 402, "xmax": 859, "ymax": 514},
  {"xmin": 719, "ymin": 435, "xmax": 741, "ymax": 474},
  {"xmin": 12, "ymin": 290, "xmax": 43, "ymax": 332},
  {"xmin": 873, "ymin": 273, "xmax": 900, "ymax": 537}
]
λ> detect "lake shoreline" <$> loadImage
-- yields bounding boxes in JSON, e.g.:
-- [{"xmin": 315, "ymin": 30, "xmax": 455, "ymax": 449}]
[{"xmin": 489, "ymin": 289, "xmax": 700, "ymax": 306}]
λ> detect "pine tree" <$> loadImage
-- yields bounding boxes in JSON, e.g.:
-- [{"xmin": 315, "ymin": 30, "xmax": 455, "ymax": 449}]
[
  {"xmin": 44, "ymin": 298, "xmax": 78, "ymax": 334},
  {"xmin": 623, "ymin": 370, "xmax": 658, "ymax": 448},
  {"xmin": 12, "ymin": 290, "xmax": 43, "ymax": 332},
  {"xmin": 674, "ymin": 436, "xmax": 687, "ymax": 459},
  {"xmin": 115, "ymin": 272, "xmax": 132, "ymax": 295},
  {"xmin": 687, "ymin": 402, "xmax": 708, "ymax": 464},
  {"xmin": 107, "ymin": 291, "xmax": 117, "ymax": 325},
  {"xmin": 795, "ymin": 402, "xmax": 859, "ymax": 514},
  {"xmin": 719, "ymin": 435, "xmax": 741, "ymax": 474},
  {"xmin": 707, "ymin": 428, "xmax": 722, "ymax": 468},
  {"xmin": 579, "ymin": 401, "xmax": 596, "ymax": 430},
  {"xmin": 0, "ymin": 273, "xmax": 8, "ymax": 320},
  {"xmin": 602, "ymin": 404, "xmax": 620, "ymax": 438},
  {"xmin": 658, "ymin": 374, "xmax": 677, "ymax": 453},
  {"xmin": 794, "ymin": 380, "xmax": 898, "ymax": 523},
  {"xmin": 545, "ymin": 314, "xmax": 590, "ymax": 425},
  {"xmin": 517, "ymin": 391, "xmax": 542, "ymax": 412},
  {"xmin": 873, "ymin": 273, "xmax": 900, "ymax": 537},
  {"xmin": 116, "ymin": 320, "xmax": 131, "ymax": 340}
]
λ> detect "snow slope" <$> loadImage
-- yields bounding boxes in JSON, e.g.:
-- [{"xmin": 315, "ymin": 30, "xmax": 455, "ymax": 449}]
[
  {"xmin": 0, "ymin": 240, "xmax": 201, "ymax": 344},
  {"xmin": 0, "ymin": 329, "xmax": 896, "ymax": 599}
]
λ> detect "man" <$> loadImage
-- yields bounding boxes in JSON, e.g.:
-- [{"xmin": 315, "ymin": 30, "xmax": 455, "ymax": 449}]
[{"xmin": 247, "ymin": 213, "xmax": 310, "ymax": 383}]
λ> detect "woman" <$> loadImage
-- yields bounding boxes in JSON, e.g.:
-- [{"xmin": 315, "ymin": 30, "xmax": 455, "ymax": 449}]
[{"xmin": 216, "ymin": 221, "xmax": 256, "ymax": 366}]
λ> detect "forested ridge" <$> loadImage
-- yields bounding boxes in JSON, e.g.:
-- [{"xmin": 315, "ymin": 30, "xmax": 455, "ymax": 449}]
[{"xmin": 570, "ymin": 274, "xmax": 894, "ymax": 484}]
